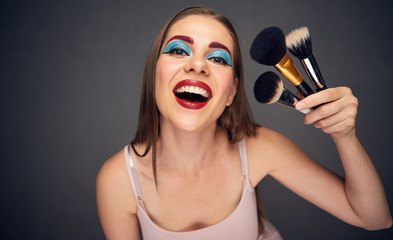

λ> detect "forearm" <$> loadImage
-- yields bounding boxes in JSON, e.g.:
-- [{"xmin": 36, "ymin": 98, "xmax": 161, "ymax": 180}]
[{"xmin": 332, "ymin": 132, "xmax": 392, "ymax": 229}]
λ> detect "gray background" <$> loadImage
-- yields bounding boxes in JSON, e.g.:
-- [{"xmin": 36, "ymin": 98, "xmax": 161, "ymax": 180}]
[{"xmin": 1, "ymin": 0, "xmax": 392, "ymax": 239}]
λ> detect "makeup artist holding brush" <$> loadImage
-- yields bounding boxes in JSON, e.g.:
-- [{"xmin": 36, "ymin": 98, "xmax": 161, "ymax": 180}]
[{"xmin": 96, "ymin": 6, "xmax": 392, "ymax": 240}]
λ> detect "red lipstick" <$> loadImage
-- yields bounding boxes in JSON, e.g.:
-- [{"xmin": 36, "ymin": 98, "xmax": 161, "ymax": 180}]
[{"xmin": 173, "ymin": 80, "xmax": 212, "ymax": 110}]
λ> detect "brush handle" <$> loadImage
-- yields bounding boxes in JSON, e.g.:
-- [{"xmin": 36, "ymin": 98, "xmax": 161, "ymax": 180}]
[
  {"xmin": 278, "ymin": 88, "xmax": 298, "ymax": 107},
  {"xmin": 301, "ymin": 55, "xmax": 327, "ymax": 91},
  {"xmin": 275, "ymin": 53, "xmax": 315, "ymax": 97},
  {"xmin": 277, "ymin": 88, "xmax": 313, "ymax": 114},
  {"xmin": 295, "ymin": 81, "xmax": 314, "ymax": 98}
]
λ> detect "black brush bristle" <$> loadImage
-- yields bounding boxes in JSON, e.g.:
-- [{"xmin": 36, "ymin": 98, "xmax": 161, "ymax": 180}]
[
  {"xmin": 286, "ymin": 27, "xmax": 312, "ymax": 59},
  {"xmin": 250, "ymin": 27, "xmax": 286, "ymax": 66},
  {"xmin": 253, "ymin": 71, "xmax": 282, "ymax": 104}
]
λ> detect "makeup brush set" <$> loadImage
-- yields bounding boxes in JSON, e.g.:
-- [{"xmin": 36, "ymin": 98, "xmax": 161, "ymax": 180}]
[{"xmin": 250, "ymin": 26, "xmax": 327, "ymax": 114}]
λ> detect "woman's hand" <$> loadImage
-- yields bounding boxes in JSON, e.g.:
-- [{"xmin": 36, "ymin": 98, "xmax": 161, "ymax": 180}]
[
  {"xmin": 284, "ymin": 87, "xmax": 392, "ymax": 229},
  {"xmin": 295, "ymin": 87, "xmax": 358, "ymax": 139}
]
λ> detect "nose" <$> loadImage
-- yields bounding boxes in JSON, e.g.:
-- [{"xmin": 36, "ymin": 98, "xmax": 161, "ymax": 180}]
[{"xmin": 184, "ymin": 55, "xmax": 210, "ymax": 75}]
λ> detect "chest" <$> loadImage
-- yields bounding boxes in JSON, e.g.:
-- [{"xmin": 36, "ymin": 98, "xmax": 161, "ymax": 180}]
[{"xmin": 139, "ymin": 169, "xmax": 244, "ymax": 231}]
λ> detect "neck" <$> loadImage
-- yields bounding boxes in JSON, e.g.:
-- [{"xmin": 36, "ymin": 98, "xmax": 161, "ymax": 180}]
[{"xmin": 157, "ymin": 120, "xmax": 227, "ymax": 173}]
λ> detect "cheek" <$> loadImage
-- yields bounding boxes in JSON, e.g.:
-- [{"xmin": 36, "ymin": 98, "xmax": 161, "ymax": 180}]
[
  {"xmin": 155, "ymin": 58, "xmax": 182, "ymax": 109},
  {"xmin": 155, "ymin": 57, "xmax": 182, "ymax": 84},
  {"xmin": 155, "ymin": 59, "xmax": 169, "ymax": 86},
  {"xmin": 213, "ymin": 69, "xmax": 235, "ymax": 94},
  {"xmin": 155, "ymin": 59, "xmax": 172, "ymax": 97}
]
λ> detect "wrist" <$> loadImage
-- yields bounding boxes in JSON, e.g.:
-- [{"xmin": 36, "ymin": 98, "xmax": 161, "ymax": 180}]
[{"xmin": 331, "ymin": 128, "xmax": 357, "ymax": 144}]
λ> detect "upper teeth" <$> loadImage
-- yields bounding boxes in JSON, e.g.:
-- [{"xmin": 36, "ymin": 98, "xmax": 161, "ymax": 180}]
[{"xmin": 175, "ymin": 86, "xmax": 210, "ymax": 98}]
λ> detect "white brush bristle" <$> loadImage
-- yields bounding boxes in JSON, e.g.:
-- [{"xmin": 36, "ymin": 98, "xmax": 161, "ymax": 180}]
[{"xmin": 286, "ymin": 26, "xmax": 310, "ymax": 49}]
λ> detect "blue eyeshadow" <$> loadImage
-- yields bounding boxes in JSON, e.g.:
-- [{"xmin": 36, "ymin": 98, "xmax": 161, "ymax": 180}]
[
  {"xmin": 162, "ymin": 40, "xmax": 191, "ymax": 55},
  {"xmin": 207, "ymin": 50, "xmax": 232, "ymax": 66}
]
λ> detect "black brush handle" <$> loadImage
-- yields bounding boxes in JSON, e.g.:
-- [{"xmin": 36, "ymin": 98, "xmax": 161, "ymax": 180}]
[
  {"xmin": 295, "ymin": 80, "xmax": 314, "ymax": 98},
  {"xmin": 278, "ymin": 88, "xmax": 298, "ymax": 107},
  {"xmin": 278, "ymin": 88, "xmax": 313, "ymax": 114},
  {"xmin": 301, "ymin": 54, "xmax": 327, "ymax": 91}
]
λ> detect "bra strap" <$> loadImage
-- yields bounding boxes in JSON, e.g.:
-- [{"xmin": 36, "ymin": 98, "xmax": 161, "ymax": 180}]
[
  {"xmin": 126, "ymin": 145, "xmax": 145, "ymax": 208},
  {"xmin": 238, "ymin": 138, "xmax": 250, "ymax": 179}
]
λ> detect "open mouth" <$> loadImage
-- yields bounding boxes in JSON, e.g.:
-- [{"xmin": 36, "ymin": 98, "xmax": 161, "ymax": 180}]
[
  {"xmin": 174, "ymin": 86, "xmax": 210, "ymax": 102},
  {"xmin": 173, "ymin": 80, "xmax": 212, "ymax": 109}
]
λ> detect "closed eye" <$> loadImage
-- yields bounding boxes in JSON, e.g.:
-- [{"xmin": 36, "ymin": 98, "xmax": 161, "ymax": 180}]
[
  {"xmin": 206, "ymin": 50, "xmax": 232, "ymax": 66},
  {"xmin": 162, "ymin": 40, "xmax": 191, "ymax": 56}
]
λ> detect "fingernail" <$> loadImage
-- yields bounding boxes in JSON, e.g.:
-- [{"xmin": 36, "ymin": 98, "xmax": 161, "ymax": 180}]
[
  {"xmin": 299, "ymin": 108, "xmax": 312, "ymax": 114},
  {"xmin": 296, "ymin": 102, "xmax": 306, "ymax": 110}
]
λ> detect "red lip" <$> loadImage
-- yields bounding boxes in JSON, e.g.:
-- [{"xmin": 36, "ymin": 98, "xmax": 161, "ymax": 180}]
[{"xmin": 173, "ymin": 80, "xmax": 212, "ymax": 110}]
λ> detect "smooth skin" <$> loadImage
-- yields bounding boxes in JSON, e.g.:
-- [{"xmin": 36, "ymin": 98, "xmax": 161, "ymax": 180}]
[{"xmin": 96, "ymin": 15, "xmax": 392, "ymax": 239}]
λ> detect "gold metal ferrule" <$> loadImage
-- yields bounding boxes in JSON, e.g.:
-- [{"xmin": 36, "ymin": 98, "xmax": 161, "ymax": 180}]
[{"xmin": 275, "ymin": 53, "xmax": 303, "ymax": 86}]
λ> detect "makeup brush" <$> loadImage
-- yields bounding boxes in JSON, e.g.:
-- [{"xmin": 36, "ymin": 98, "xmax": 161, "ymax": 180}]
[
  {"xmin": 286, "ymin": 27, "xmax": 327, "ymax": 91},
  {"xmin": 254, "ymin": 71, "xmax": 312, "ymax": 114},
  {"xmin": 250, "ymin": 27, "xmax": 315, "ymax": 97}
]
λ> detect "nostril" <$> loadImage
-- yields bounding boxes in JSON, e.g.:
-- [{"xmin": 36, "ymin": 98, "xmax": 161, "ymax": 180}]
[
  {"xmin": 184, "ymin": 59, "xmax": 209, "ymax": 75},
  {"xmin": 185, "ymin": 65, "xmax": 195, "ymax": 72}
]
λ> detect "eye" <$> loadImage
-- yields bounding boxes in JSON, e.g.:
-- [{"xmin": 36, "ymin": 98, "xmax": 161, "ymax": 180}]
[
  {"xmin": 209, "ymin": 57, "xmax": 227, "ymax": 65},
  {"xmin": 162, "ymin": 40, "xmax": 191, "ymax": 57},
  {"xmin": 169, "ymin": 48, "xmax": 189, "ymax": 56},
  {"xmin": 207, "ymin": 50, "xmax": 232, "ymax": 66}
]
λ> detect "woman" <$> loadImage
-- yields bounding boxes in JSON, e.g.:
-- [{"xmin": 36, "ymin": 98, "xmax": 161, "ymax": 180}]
[{"xmin": 96, "ymin": 6, "xmax": 392, "ymax": 240}]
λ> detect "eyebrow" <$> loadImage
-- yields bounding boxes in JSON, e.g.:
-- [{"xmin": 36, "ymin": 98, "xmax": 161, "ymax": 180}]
[
  {"xmin": 165, "ymin": 35, "xmax": 194, "ymax": 45},
  {"xmin": 209, "ymin": 42, "xmax": 232, "ymax": 58}
]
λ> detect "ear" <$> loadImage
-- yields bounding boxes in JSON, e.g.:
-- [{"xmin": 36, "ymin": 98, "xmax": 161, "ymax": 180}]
[{"xmin": 226, "ymin": 77, "xmax": 238, "ymax": 106}]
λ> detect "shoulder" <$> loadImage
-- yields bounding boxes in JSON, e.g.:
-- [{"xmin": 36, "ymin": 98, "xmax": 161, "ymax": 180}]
[
  {"xmin": 245, "ymin": 126, "xmax": 305, "ymax": 186},
  {"xmin": 96, "ymin": 147, "xmax": 137, "ymax": 215},
  {"xmin": 246, "ymin": 126, "xmax": 286, "ymax": 146},
  {"xmin": 246, "ymin": 126, "xmax": 295, "ymax": 160},
  {"xmin": 96, "ymin": 147, "xmax": 141, "ymax": 239}
]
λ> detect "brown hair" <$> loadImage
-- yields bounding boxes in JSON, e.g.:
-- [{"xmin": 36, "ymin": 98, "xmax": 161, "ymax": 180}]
[{"xmin": 131, "ymin": 6, "xmax": 265, "ymax": 234}]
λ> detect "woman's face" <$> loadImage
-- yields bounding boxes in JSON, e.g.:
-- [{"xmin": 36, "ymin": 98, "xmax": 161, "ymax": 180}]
[{"xmin": 155, "ymin": 15, "xmax": 237, "ymax": 132}]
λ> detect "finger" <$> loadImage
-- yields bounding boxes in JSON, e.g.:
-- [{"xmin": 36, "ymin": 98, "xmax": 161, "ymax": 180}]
[
  {"xmin": 312, "ymin": 107, "xmax": 353, "ymax": 129},
  {"xmin": 303, "ymin": 98, "xmax": 346, "ymax": 125},
  {"xmin": 295, "ymin": 87, "xmax": 352, "ymax": 110},
  {"xmin": 318, "ymin": 116, "xmax": 356, "ymax": 135}
]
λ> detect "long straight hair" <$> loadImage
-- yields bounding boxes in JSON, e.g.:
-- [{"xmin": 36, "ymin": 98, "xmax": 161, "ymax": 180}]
[{"xmin": 130, "ymin": 6, "xmax": 265, "ymax": 234}]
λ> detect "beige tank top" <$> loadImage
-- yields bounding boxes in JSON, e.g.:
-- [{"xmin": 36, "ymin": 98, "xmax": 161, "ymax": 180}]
[{"xmin": 124, "ymin": 139, "xmax": 283, "ymax": 240}]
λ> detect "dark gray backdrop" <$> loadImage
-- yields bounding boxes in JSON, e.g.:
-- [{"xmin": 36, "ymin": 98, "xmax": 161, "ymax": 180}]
[{"xmin": 1, "ymin": 0, "xmax": 392, "ymax": 239}]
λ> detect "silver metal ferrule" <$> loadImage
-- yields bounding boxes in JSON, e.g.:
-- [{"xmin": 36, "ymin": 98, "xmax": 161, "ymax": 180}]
[{"xmin": 300, "ymin": 55, "xmax": 327, "ymax": 91}]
